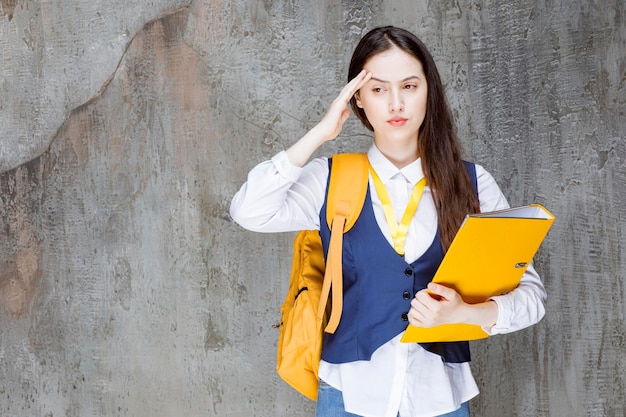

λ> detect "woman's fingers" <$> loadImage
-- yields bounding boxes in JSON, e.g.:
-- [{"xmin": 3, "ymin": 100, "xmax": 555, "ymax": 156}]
[
  {"xmin": 337, "ymin": 70, "xmax": 371, "ymax": 104},
  {"xmin": 409, "ymin": 284, "xmax": 467, "ymax": 327},
  {"xmin": 330, "ymin": 70, "xmax": 371, "ymax": 120},
  {"xmin": 315, "ymin": 70, "xmax": 372, "ymax": 142}
]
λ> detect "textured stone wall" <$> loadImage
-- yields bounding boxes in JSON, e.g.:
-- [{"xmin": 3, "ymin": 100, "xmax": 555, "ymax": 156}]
[
  {"xmin": 0, "ymin": 0, "xmax": 190, "ymax": 172},
  {"xmin": 1, "ymin": 1, "xmax": 624, "ymax": 416}
]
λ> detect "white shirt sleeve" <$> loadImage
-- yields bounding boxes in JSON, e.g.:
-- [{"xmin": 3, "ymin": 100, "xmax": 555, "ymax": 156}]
[
  {"xmin": 474, "ymin": 164, "xmax": 547, "ymax": 335},
  {"xmin": 229, "ymin": 151, "xmax": 328, "ymax": 232}
]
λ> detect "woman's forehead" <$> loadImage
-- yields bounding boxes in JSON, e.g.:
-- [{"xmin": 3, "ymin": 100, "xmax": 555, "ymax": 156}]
[{"xmin": 363, "ymin": 47, "xmax": 425, "ymax": 81}]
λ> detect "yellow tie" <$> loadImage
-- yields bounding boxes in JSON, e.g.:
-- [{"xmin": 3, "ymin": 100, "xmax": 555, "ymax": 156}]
[{"xmin": 369, "ymin": 163, "xmax": 427, "ymax": 256}]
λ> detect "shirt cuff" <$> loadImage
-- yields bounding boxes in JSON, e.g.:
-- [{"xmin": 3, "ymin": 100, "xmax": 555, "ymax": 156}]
[
  {"xmin": 482, "ymin": 295, "xmax": 511, "ymax": 335},
  {"xmin": 271, "ymin": 150, "xmax": 303, "ymax": 183}
]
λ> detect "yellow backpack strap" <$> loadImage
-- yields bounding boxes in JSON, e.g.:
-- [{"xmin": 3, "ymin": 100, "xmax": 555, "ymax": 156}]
[
  {"xmin": 325, "ymin": 153, "xmax": 369, "ymax": 232},
  {"xmin": 318, "ymin": 153, "xmax": 369, "ymax": 334}
]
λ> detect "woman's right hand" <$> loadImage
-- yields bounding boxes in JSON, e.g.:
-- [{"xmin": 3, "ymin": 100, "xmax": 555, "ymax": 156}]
[
  {"xmin": 315, "ymin": 69, "xmax": 372, "ymax": 141},
  {"xmin": 286, "ymin": 70, "xmax": 372, "ymax": 167}
]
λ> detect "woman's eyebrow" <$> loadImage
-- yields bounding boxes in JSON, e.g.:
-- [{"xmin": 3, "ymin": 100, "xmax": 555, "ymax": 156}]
[{"xmin": 368, "ymin": 75, "xmax": 420, "ymax": 83}]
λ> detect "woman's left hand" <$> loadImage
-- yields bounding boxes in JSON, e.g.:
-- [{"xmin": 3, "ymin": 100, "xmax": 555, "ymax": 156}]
[
  {"xmin": 408, "ymin": 282, "xmax": 467, "ymax": 328},
  {"xmin": 408, "ymin": 282, "xmax": 499, "ymax": 329}
]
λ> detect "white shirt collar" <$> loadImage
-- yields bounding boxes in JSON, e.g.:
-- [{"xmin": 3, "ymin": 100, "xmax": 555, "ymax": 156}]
[{"xmin": 366, "ymin": 144, "xmax": 425, "ymax": 185}]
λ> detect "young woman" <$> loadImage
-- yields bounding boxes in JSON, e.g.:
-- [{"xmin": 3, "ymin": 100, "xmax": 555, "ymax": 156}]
[{"xmin": 230, "ymin": 26, "xmax": 546, "ymax": 417}]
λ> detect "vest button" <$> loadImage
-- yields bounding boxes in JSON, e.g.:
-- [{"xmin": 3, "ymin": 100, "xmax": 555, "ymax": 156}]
[
  {"xmin": 404, "ymin": 268, "xmax": 413, "ymax": 277},
  {"xmin": 403, "ymin": 291, "xmax": 411, "ymax": 299},
  {"xmin": 401, "ymin": 312, "xmax": 409, "ymax": 321}
]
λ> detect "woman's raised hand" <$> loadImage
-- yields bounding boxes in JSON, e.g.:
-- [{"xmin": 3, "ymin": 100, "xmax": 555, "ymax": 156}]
[
  {"xmin": 316, "ymin": 69, "xmax": 372, "ymax": 141},
  {"xmin": 285, "ymin": 70, "xmax": 372, "ymax": 167}
]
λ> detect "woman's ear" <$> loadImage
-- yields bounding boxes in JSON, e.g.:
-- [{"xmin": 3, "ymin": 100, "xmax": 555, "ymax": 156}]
[{"xmin": 355, "ymin": 91, "xmax": 363, "ymax": 108}]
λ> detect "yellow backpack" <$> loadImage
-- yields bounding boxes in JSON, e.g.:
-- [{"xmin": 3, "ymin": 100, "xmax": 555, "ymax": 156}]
[{"xmin": 275, "ymin": 153, "xmax": 369, "ymax": 401}]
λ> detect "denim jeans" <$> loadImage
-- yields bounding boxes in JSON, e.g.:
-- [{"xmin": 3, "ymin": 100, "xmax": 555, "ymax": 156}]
[{"xmin": 315, "ymin": 380, "xmax": 470, "ymax": 417}]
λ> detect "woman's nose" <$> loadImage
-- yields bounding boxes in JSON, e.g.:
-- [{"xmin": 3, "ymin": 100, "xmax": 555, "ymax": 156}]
[{"xmin": 389, "ymin": 90, "xmax": 404, "ymax": 112}]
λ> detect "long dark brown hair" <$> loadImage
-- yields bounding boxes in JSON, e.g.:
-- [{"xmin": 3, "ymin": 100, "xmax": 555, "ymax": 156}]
[{"xmin": 348, "ymin": 26, "xmax": 480, "ymax": 251}]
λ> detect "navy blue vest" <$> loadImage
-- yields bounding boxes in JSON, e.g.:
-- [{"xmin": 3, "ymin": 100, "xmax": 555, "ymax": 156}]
[{"xmin": 320, "ymin": 160, "xmax": 478, "ymax": 364}]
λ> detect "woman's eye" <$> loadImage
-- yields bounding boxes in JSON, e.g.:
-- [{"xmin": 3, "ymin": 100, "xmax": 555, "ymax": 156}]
[
  {"xmin": 372, "ymin": 87, "xmax": 384, "ymax": 93},
  {"xmin": 404, "ymin": 84, "xmax": 417, "ymax": 90}
]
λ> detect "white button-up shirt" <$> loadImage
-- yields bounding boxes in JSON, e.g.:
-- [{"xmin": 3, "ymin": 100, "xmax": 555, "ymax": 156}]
[{"xmin": 230, "ymin": 145, "xmax": 547, "ymax": 417}]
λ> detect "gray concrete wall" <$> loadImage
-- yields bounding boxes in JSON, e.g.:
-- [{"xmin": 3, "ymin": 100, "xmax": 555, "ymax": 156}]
[{"xmin": 0, "ymin": 0, "xmax": 624, "ymax": 416}]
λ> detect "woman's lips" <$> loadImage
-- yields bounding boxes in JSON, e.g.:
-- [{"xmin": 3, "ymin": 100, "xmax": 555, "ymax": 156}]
[{"xmin": 387, "ymin": 117, "xmax": 408, "ymax": 127}]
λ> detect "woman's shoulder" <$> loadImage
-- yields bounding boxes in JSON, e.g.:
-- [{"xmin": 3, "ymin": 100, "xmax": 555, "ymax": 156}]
[
  {"xmin": 461, "ymin": 160, "xmax": 495, "ymax": 182},
  {"xmin": 301, "ymin": 155, "xmax": 330, "ymax": 178},
  {"xmin": 468, "ymin": 162, "xmax": 510, "ymax": 212}
]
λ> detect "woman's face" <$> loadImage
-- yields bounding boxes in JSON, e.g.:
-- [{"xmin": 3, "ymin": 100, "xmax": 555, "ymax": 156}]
[{"xmin": 356, "ymin": 46, "xmax": 428, "ymax": 146}]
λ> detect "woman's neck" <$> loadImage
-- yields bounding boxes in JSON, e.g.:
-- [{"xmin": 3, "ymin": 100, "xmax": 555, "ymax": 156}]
[{"xmin": 374, "ymin": 138, "xmax": 419, "ymax": 169}]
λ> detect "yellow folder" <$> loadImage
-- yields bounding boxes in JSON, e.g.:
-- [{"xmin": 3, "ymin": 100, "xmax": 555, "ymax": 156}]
[{"xmin": 401, "ymin": 204, "xmax": 555, "ymax": 343}]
